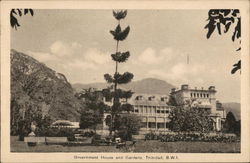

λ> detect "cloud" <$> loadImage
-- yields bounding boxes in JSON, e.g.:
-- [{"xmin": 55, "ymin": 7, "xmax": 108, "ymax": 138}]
[
  {"xmin": 148, "ymin": 62, "xmax": 206, "ymax": 84},
  {"xmin": 83, "ymin": 48, "xmax": 110, "ymax": 65},
  {"xmin": 64, "ymin": 60, "xmax": 97, "ymax": 70},
  {"xmin": 136, "ymin": 47, "xmax": 176, "ymax": 65},
  {"xmin": 50, "ymin": 41, "xmax": 82, "ymax": 57},
  {"xmin": 27, "ymin": 51, "xmax": 58, "ymax": 62},
  {"xmin": 137, "ymin": 48, "xmax": 161, "ymax": 64}
]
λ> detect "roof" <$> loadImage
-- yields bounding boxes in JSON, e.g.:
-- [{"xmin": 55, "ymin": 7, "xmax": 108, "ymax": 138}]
[{"xmin": 127, "ymin": 93, "xmax": 169, "ymax": 106}]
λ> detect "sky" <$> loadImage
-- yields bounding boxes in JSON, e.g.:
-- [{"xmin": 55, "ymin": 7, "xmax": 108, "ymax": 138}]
[{"xmin": 11, "ymin": 9, "xmax": 241, "ymax": 103}]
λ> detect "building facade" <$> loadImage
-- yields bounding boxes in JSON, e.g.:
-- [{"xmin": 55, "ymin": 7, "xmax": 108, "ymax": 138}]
[
  {"xmin": 170, "ymin": 84, "xmax": 226, "ymax": 131},
  {"xmin": 84, "ymin": 84, "xmax": 225, "ymax": 135},
  {"xmin": 102, "ymin": 93, "xmax": 173, "ymax": 134}
]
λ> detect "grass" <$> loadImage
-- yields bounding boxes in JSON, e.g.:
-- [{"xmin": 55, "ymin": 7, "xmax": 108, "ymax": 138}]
[{"xmin": 11, "ymin": 136, "xmax": 240, "ymax": 153}]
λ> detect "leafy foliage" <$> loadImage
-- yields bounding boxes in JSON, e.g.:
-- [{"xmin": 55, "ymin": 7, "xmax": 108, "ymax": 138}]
[
  {"xmin": 120, "ymin": 103, "xmax": 134, "ymax": 113},
  {"xmin": 115, "ymin": 114, "xmax": 142, "ymax": 141},
  {"xmin": 10, "ymin": 9, "xmax": 34, "ymax": 30},
  {"xmin": 114, "ymin": 72, "xmax": 134, "ymax": 84},
  {"xmin": 78, "ymin": 88, "xmax": 109, "ymax": 132},
  {"xmin": 104, "ymin": 74, "xmax": 114, "ymax": 83},
  {"xmin": 231, "ymin": 60, "xmax": 241, "ymax": 74},
  {"xmin": 223, "ymin": 111, "xmax": 240, "ymax": 135},
  {"xmin": 205, "ymin": 9, "xmax": 241, "ymax": 74},
  {"xmin": 113, "ymin": 10, "xmax": 127, "ymax": 20},
  {"xmin": 36, "ymin": 127, "xmax": 76, "ymax": 141},
  {"xmin": 11, "ymin": 50, "xmax": 83, "ymax": 136},
  {"xmin": 110, "ymin": 25, "xmax": 130, "ymax": 41},
  {"xmin": 111, "ymin": 51, "xmax": 130, "ymax": 62},
  {"xmin": 168, "ymin": 107, "xmax": 214, "ymax": 133}
]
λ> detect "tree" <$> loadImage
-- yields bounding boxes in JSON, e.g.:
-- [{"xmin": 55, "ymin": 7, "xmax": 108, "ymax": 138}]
[
  {"xmin": 115, "ymin": 114, "xmax": 142, "ymax": 141},
  {"xmin": 104, "ymin": 10, "xmax": 134, "ymax": 136},
  {"xmin": 205, "ymin": 9, "xmax": 241, "ymax": 74},
  {"xmin": 168, "ymin": 107, "xmax": 213, "ymax": 133},
  {"xmin": 78, "ymin": 88, "xmax": 109, "ymax": 133},
  {"xmin": 10, "ymin": 9, "xmax": 34, "ymax": 30},
  {"xmin": 223, "ymin": 111, "xmax": 237, "ymax": 133}
]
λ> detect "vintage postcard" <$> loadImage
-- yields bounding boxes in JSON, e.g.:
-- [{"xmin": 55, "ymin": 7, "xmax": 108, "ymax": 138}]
[{"xmin": 1, "ymin": 0, "xmax": 250, "ymax": 162}]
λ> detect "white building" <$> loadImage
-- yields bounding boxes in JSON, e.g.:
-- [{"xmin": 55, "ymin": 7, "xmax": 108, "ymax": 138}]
[{"xmin": 170, "ymin": 84, "xmax": 226, "ymax": 131}]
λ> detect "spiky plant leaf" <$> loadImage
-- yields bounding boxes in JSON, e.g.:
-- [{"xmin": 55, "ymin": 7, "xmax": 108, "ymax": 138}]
[
  {"xmin": 10, "ymin": 12, "xmax": 20, "ymax": 29},
  {"xmin": 231, "ymin": 60, "xmax": 241, "ymax": 74},
  {"xmin": 29, "ymin": 9, "xmax": 34, "ymax": 16},
  {"xmin": 24, "ymin": 9, "xmax": 29, "ymax": 15}
]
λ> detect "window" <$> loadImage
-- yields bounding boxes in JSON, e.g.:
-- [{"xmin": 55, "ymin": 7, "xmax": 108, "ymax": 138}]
[
  {"xmin": 161, "ymin": 97, "xmax": 165, "ymax": 101},
  {"xmin": 157, "ymin": 110, "xmax": 160, "ymax": 114},
  {"xmin": 161, "ymin": 110, "xmax": 165, "ymax": 114},
  {"xmin": 151, "ymin": 108, "xmax": 156, "ymax": 113},
  {"xmin": 190, "ymin": 93, "xmax": 193, "ymax": 97},
  {"xmin": 134, "ymin": 109, "xmax": 139, "ymax": 113},
  {"xmin": 165, "ymin": 110, "xmax": 169, "ymax": 114}
]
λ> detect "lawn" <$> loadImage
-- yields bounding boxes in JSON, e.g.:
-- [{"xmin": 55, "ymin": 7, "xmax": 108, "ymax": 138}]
[{"xmin": 11, "ymin": 136, "xmax": 240, "ymax": 153}]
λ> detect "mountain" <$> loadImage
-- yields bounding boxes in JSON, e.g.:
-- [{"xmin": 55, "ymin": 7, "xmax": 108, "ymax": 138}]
[
  {"xmin": 222, "ymin": 102, "xmax": 241, "ymax": 120},
  {"xmin": 73, "ymin": 78, "xmax": 176, "ymax": 95},
  {"xmin": 11, "ymin": 49, "xmax": 83, "ymax": 122}
]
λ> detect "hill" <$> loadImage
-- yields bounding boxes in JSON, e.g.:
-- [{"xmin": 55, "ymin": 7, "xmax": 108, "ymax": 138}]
[
  {"xmin": 73, "ymin": 78, "xmax": 176, "ymax": 95},
  {"xmin": 11, "ymin": 49, "xmax": 83, "ymax": 122},
  {"xmin": 222, "ymin": 102, "xmax": 241, "ymax": 120}
]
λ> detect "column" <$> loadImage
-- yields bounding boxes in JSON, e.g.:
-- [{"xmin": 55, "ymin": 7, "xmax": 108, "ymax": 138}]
[
  {"xmin": 155, "ymin": 117, "xmax": 157, "ymax": 130},
  {"xmin": 146, "ymin": 117, "xmax": 149, "ymax": 130},
  {"xmin": 164, "ymin": 117, "xmax": 166, "ymax": 131}
]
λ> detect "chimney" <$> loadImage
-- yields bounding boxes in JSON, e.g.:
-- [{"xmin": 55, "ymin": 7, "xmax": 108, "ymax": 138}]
[
  {"xmin": 208, "ymin": 86, "xmax": 216, "ymax": 92},
  {"xmin": 171, "ymin": 88, "xmax": 176, "ymax": 93},
  {"xmin": 181, "ymin": 84, "xmax": 189, "ymax": 90}
]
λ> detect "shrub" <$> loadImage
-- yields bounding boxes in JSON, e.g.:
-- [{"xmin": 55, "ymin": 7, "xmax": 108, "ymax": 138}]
[
  {"xmin": 83, "ymin": 131, "xmax": 95, "ymax": 137},
  {"xmin": 145, "ymin": 132, "xmax": 158, "ymax": 140},
  {"xmin": 35, "ymin": 127, "xmax": 76, "ymax": 141},
  {"xmin": 157, "ymin": 133, "xmax": 239, "ymax": 143}
]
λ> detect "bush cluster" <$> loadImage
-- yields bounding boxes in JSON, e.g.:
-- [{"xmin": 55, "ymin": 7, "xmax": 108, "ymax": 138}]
[
  {"xmin": 36, "ymin": 127, "xmax": 76, "ymax": 141},
  {"xmin": 82, "ymin": 131, "xmax": 95, "ymax": 137},
  {"xmin": 145, "ymin": 132, "xmax": 240, "ymax": 143}
]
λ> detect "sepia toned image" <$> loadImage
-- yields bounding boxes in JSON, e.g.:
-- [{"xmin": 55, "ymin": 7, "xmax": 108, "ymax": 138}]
[
  {"xmin": 9, "ymin": 8, "xmax": 241, "ymax": 153},
  {"xmin": 1, "ymin": 0, "xmax": 250, "ymax": 162}
]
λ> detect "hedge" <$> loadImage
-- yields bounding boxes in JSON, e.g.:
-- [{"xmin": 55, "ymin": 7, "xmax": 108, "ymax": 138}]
[{"xmin": 145, "ymin": 132, "xmax": 240, "ymax": 143}]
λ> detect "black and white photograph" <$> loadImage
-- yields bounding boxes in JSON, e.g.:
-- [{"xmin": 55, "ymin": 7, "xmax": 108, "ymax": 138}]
[{"xmin": 1, "ymin": 0, "xmax": 250, "ymax": 162}]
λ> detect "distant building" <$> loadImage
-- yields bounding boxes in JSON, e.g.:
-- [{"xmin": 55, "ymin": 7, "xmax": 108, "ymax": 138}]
[
  {"xmin": 81, "ymin": 84, "xmax": 226, "ymax": 134},
  {"xmin": 103, "ymin": 94, "xmax": 173, "ymax": 134},
  {"xmin": 51, "ymin": 120, "xmax": 80, "ymax": 129},
  {"xmin": 170, "ymin": 84, "xmax": 226, "ymax": 131}
]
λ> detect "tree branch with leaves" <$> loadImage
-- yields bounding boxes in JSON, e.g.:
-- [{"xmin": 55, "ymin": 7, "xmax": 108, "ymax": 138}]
[
  {"xmin": 205, "ymin": 9, "xmax": 241, "ymax": 74},
  {"xmin": 10, "ymin": 9, "xmax": 34, "ymax": 30}
]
